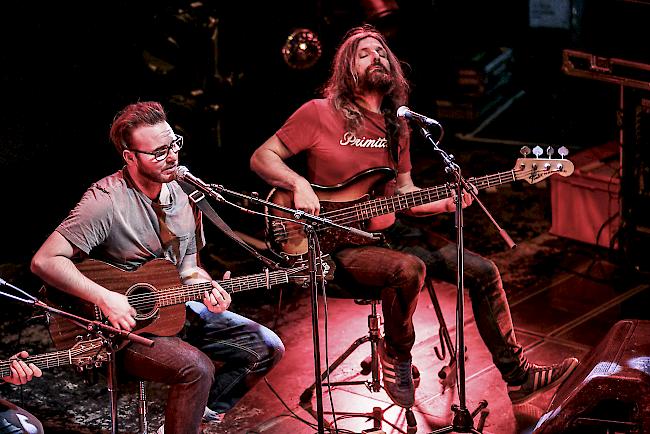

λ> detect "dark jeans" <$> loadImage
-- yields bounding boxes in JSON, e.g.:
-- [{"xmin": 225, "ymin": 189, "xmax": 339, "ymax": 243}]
[
  {"xmin": 119, "ymin": 302, "xmax": 284, "ymax": 434},
  {"xmin": 334, "ymin": 245, "xmax": 426, "ymax": 361},
  {"xmin": 0, "ymin": 399, "xmax": 43, "ymax": 434},
  {"xmin": 385, "ymin": 219, "xmax": 527, "ymax": 383}
]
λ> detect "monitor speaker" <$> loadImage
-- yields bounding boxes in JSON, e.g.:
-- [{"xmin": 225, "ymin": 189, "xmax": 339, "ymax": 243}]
[{"xmin": 534, "ymin": 319, "xmax": 650, "ymax": 433}]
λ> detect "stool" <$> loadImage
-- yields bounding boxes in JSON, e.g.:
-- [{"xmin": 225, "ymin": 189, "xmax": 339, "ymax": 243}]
[
  {"xmin": 73, "ymin": 344, "xmax": 151, "ymax": 434},
  {"xmin": 300, "ymin": 298, "xmax": 385, "ymax": 402},
  {"xmin": 137, "ymin": 380, "xmax": 148, "ymax": 434},
  {"xmin": 299, "ymin": 296, "xmax": 418, "ymax": 433}
]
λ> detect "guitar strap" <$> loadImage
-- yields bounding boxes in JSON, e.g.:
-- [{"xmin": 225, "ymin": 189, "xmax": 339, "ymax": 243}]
[{"xmin": 177, "ymin": 180, "xmax": 282, "ymax": 271}]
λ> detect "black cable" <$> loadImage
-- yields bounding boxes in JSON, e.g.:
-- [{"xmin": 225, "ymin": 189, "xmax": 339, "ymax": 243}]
[
  {"xmin": 316, "ymin": 234, "xmax": 341, "ymax": 434},
  {"xmin": 263, "ymin": 377, "xmax": 357, "ymax": 434}
]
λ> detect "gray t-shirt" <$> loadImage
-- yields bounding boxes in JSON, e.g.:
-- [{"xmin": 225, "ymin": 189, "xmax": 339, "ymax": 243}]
[{"xmin": 57, "ymin": 167, "xmax": 205, "ymax": 271}]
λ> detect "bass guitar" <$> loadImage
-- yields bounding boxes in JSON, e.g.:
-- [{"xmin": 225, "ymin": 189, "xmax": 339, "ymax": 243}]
[
  {"xmin": 0, "ymin": 338, "xmax": 108, "ymax": 376},
  {"xmin": 43, "ymin": 258, "xmax": 326, "ymax": 349},
  {"xmin": 265, "ymin": 155, "xmax": 574, "ymax": 262}
]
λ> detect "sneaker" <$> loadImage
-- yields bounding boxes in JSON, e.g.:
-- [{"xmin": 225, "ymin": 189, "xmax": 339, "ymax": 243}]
[
  {"xmin": 379, "ymin": 340, "xmax": 415, "ymax": 408},
  {"xmin": 155, "ymin": 407, "xmax": 222, "ymax": 434},
  {"xmin": 203, "ymin": 406, "xmax": 225, "ymax": 423},
  {"xmin": 508, "ymin": 357, "xmax": 579, "ymax": 405}
]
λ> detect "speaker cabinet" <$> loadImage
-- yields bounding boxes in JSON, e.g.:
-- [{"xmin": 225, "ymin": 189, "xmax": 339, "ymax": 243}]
[{"xmin": 534, "ymin": 319, "xmax": 650, "ymax": 433}]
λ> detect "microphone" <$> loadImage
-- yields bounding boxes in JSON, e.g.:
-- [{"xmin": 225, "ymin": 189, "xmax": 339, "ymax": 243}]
[
  {"xmin": 175, "ymin": 166, "xmax": 224, "ymax": 201},
  {"xmin": 396, "ymin": 106, "xmax": 441, "ymax": 127}
]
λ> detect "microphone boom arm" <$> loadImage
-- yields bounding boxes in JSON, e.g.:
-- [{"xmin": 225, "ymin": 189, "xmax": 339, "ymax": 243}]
[
  {"xmin": 175, "ymin": 165, "xmax": 377, "ymax": 240},
  {"xmin": 211, "ymin": 183, "xmax": 379, "ymax": 241}
]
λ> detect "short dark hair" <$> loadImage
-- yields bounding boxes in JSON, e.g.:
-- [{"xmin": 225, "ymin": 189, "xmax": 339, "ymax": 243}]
[{"xmin": 109, "ymin": 101, "xmax": 167, "ymax": 155}]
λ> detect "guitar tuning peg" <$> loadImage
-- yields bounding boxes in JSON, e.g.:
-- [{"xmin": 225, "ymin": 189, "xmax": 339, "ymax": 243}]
[
  {"xmin": 558, "ymin": 146, "xmax": 569, "ymax": 158},
  {"xmin": 533, "ymin": 146, "xmax": 543, "ymax": 158},
  {"xmin": 520, "ymin": 146, "xmax": 531, "ymax": 157},
  {"xmin": 547, "ymin": 146, "xmax": 555, "ymax": 158}
]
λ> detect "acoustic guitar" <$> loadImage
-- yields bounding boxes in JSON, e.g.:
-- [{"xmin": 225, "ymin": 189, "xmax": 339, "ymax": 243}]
[{"xmin": 42, "ymin": 258, "xmax": 323, "ymax": 349}]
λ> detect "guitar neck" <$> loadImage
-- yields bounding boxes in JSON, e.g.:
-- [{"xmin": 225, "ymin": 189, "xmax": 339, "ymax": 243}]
[
  {"xmin": 0, "ymin": 350, "xmax": 73, "ymax": 377},
  {"xmin": 157, "ymin": 270, "xmax": 290, "ymax": 308},
  {"xmin": 351, "ymin": 169, "xmax": 516, "ymax": 220}
]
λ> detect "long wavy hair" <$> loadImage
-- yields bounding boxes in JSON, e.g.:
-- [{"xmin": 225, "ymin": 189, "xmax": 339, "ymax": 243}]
[{"xmin": 322, "ymin": 24, "xmax": 410, "ymax": 162}]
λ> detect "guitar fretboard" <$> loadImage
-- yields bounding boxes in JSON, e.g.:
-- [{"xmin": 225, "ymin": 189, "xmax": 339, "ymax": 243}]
[
  {"xmin": 155, "ymin": 270, "xmax": 290, "ymax": 308},
  {"xmin": 333, "ymin": 169, "xmax": 517, "ymax": 223},
  {"xmin": 0, "ymin": 350, "xmax": 72, "ymax": 377}
]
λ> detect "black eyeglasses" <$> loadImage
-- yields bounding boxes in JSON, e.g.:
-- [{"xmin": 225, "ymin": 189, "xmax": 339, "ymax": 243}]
[{"xmin": 129, "ymin": 134, "xmax": 183, "ymax": 162}]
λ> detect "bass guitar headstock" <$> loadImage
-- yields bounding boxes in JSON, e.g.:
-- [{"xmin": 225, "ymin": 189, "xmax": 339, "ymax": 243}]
[{"xmin": 514, "ymin": 145, "xmax": 574, "ymax": 184}]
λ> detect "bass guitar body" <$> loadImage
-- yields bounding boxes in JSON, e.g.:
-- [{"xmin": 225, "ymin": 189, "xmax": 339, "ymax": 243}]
[{"xmin": 265, "ymin": 167, "xmax": 396, "ymax": 262}]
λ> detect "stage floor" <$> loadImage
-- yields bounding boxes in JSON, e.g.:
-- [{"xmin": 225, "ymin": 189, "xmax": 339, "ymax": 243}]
[{"xmin": 2, "ymin": 230, "xmax": 648, "ymax": 434}]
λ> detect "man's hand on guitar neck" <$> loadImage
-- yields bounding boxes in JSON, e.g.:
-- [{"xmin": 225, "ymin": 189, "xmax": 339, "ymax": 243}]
[
  {"xmin": 98, "ymin": 290, "xmax": 137, "ymax": 331},
  {"xmin": 203, "ymin": 271, "xmax": 232, "ymax": 314},
  {"xmin": 180, "ymin": 256, "xmax": 233, "ymax": 314},
  {"xmin": 2, "ymin": 351, "xmax": 42, "ymax": 385}
]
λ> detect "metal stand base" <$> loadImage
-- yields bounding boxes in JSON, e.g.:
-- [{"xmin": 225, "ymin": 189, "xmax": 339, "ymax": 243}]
[
  {"xmin": 429, "ymin": 401, "xmax": 489, "ymax": 434},
  {"xmin": 300, "ymin": 299, "xmax": 383, "ymax": 403}
]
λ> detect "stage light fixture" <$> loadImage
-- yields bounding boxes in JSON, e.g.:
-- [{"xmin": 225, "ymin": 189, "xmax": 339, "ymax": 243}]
[{"xmin": 281, "ymin": 28, "xmax": 322, "ymax": 69}]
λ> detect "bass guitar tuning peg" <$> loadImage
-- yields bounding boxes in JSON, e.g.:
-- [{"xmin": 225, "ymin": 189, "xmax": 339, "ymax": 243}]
[
  {"xmin": 558, "ymin": 146, "xmax": 569, "ymax": 158},
  {"xmin": 520, "ymin": 146, "xmax": 531, "ymax": 157},
  {"xmin": 547, "ymin": 146, "xmax": 555, "ymax": 158}
]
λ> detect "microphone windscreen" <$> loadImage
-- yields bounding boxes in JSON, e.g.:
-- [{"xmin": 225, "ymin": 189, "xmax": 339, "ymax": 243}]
[
  {"xmin": 396, "ymin": 106, "xmax": 409, "ymax": 118},
  {"xmin": 175, "ymin": 165, "xmax": 189, "ymax": 181}
]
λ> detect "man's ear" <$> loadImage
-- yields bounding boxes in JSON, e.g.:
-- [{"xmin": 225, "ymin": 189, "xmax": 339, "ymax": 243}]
[{"xmin": 123, "ymin": 149, "xmax": 135, "ymax": 164}]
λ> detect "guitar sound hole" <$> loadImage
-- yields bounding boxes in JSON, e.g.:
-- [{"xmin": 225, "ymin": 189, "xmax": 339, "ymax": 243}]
[{"xmin": 126, "ymin": 283, "xmax": 158, "ymax": 320}]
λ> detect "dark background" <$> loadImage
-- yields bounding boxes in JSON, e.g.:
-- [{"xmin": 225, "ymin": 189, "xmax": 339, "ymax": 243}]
[
  {"xmin": 0, "ymin": 1, "xmax": 649, "ymax": 326},
  {"xmin": 2, "ymin": 0, "xmax": 649, "ymax": 266}
]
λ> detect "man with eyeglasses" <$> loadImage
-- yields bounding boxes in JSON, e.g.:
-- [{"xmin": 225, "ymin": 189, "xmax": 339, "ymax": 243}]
[{"xmin": 31, "ymin": 101, "xmax": 285, "ymax": 434}]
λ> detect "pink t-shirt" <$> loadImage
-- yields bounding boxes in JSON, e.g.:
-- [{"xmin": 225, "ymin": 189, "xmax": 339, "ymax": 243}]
[{"xmin": 276, "ymin": 99, "xmax": 412, "ymax": 187}]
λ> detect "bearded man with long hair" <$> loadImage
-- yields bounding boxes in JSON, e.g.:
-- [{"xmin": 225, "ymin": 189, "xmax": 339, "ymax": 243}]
[{"xmin": 251, "ymin": 25, "xmax": 577, "ymax": 409}]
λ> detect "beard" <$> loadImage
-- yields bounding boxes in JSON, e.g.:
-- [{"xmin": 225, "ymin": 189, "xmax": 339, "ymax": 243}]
[
  {"xmin": 358, "ymin": 64, "xmax": 393, "ymax": 94},
  {"xmin": 137, "ymin": 161, "xmax": 177, "ymax": 184}
]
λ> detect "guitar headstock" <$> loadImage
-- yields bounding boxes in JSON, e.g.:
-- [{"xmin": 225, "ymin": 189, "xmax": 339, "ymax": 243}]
[
  {"xmin": 70, "ymin": 338, "xmax": 109, "ymax": 368},
  {"xmin": 513, "ymin": 145, "xmax": 574, "ymax": 184},
  {"xmin": 287, "ymin": 254, "xmax": 336, "ymax": 286}
]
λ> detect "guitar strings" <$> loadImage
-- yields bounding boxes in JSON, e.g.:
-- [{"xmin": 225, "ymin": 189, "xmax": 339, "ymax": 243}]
[
  {"xmin": 273, "ymin": 167, "xmax": 535, "ymax": 242},
  {"xmin": 124, "ymin": 275, "xmax": 290, "ymax": 311},
  {"xmin": 0, "ymin": 344, "xmax": 99, "ymax": 374}
]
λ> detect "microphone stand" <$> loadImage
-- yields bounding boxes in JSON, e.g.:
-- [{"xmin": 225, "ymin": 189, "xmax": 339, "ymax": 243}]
[
  {"xmin": 210, "ymin": 183, "xmax": 382, "ymax": 241},
  {"xmin": 183, "ymin": 181, "xmax": 379, "ymax": 434},
  {"xmin": 0, "ymin": 278, "xmax": 154, "ymax": 434},
  {"xmin": 413, "ymin": 123, "xmax": 508, "ymax": 433}
]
